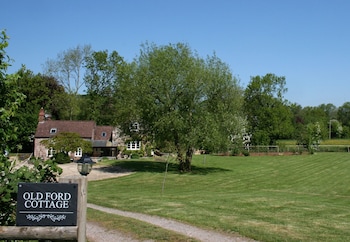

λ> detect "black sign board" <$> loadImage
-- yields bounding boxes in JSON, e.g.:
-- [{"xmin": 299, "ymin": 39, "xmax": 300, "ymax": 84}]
[{"xmin": 16, "ymin": 183, "xmax": 78, "ymax": 226}]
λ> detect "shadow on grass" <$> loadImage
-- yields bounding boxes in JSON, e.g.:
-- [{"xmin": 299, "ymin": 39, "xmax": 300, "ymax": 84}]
[
  {"xmin": 94, "ymin": 165, "xmax": 132, "ymax": 174},
  {"xmin": 102, "ymin": 159, "xmax": 230, "ymax": 175}
]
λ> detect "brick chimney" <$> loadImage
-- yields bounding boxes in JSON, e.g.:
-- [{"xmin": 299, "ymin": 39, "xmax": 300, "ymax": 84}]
[{"xmin": 38, "ymin": 107, "xmax": 45, "ymax": 122}]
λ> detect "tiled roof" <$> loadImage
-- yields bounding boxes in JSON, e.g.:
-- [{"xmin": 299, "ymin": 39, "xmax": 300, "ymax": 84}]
[
  {"xmin": 94, "ymin": 126, "xmax": 113, "ymax": 141},
  {"xmin": 35, "ymin": 120, "xmax": 96, "ymax": 138}
]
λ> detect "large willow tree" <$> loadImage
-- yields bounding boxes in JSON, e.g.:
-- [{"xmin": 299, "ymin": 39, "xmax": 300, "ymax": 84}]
[{"xmin": 131, "ymin": 43, "xmax": 244, "ymax": 172}]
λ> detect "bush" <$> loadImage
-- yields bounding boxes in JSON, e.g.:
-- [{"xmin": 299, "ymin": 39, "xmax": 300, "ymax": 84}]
[
  {"xmin": 131, "ymin": 153, "xmax": 140, "ymax": 159},
  {"xmin": 52, "ymin": 152, "xmax": 71, "ymax": 164},
  {"xmin": 0, "ymin": 156, "xmax": 62, "ymax": 225},
  {"xmin": 123, "ymin": 149, "xmax": 143, "ymax": 158},
  {"xmin": 231, "ymin": 146, "xmax": 241, "ymax": 156},
  {"xmin": 242, "ymin": 150, "xmax": 250, "ymax": 156}
]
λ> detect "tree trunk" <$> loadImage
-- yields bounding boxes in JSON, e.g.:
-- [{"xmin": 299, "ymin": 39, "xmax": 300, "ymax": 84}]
[
  {"xmin": 178, "ymin": 147, "xmax": 193, "ymax": 172},
  {"xmin": 177, "ymin": 149, "xmax": 186, "ymax": 172},
  {"xmin": 184, "ymin": 147, "xmax": 194, "ymax": 172}
]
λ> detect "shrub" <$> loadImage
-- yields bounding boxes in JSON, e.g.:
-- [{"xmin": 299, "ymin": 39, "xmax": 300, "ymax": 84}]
[
  {"xmin": 52, "ymin": 152, "xmax": 71, "ymax": 164},
  {"xmin": 131, "ymin": 153, "xmax": 140, "ymax": 159},
  {"xmin": 231, "ymin": 146, "xmax": 241, "ymax": 156},
  {"xmin": 0, "ymin": 156, "xmax": 62, "ymax": 225},
  {"xmin": 242, "ymin": 150, "xmax": 250, "ymax": 156},
  {"xmin": 123, "ymin": 149, "xmax": 143, "ymax": 158}
]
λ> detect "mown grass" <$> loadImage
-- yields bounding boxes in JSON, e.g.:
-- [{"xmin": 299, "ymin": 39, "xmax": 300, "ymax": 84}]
[{"xmin": 88, "ymin": 153, "xmax": 350, "ymax": 241}]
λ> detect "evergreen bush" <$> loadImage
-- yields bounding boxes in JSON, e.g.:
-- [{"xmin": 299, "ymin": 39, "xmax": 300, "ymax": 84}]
[{"xmin": 52, "ymin": 152, "xmax": 71, "ymax": 164}]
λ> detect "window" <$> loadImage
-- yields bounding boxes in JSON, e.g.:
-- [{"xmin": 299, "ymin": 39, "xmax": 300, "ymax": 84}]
[
  {"xmin": 47, "ymin": 147, "xmax": 55, "ymax": 157},
  {"xmin": 50, "ymin": 128, "xmax": 57, "ymax": 134},
  {"xmin": 130, "ymin": 122, "xmax": 140, "ymax": 132},
  {"xmin": 101, "ymin": 132, "xmax": 107, "ymax": 137},
  {"xmin": 75, "ymin": 147, "xmax": 83, "ymax": 157},
  {"xmin": 127, "ymin": 141, "xmax": 141, "ymax": 150}
]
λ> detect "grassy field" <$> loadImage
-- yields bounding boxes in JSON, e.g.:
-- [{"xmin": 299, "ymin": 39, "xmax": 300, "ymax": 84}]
[{"xmin": 88, "ymin": 153, "xmax": 350, "ymax": 241}]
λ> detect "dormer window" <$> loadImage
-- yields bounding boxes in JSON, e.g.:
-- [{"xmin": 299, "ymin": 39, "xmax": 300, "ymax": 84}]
[
  {"xmin": 101, "ymin": 132, "xmax": 107, "ymax": 137},
  {"xmin": 50, "ymin": 128, "xmax": 57, "ymax": 134},
  {"xmin": 130, "ymin": 122, "xmax": 140, "ymax": 132}
]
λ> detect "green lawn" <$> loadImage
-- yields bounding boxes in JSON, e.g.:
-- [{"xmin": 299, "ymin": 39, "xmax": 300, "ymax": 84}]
[{"xmin": 88, "ymin": 153, "xmax": 350, "ymax": 241}]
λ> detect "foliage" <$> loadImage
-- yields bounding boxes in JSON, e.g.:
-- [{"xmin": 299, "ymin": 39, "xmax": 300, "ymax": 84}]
[
  {"xmin": 243, "ymin": 73, "xmax": 294, "ymax": 145},
  {"xmin": 0, "ymin": 31, "xmax": 26, "ymax": 154},
  {"xmin": 298, "ymin": 105, "xmax": 328, "ymax": 138},
  {"xmin": 337, "ymin": 102, "xmax": 350, "ymax": 126},
  {"xmin": 230, "ymin": 131, "xmax": 251, "ymax": 156},
  {"xmin": 83, "ymin": 50, "xmax": 133, "ymax": 125},
  {"xmin": 318, "ymin": 103, "xmax": 338, "ymax": 120},
  {"xmin": 52, "ymin": 151, "xmax": 71, "ymax": 164},
  {"xmin": 7, "ymin": 67, "xmax": 66, "ymax": 152},
  {"xmin": 306, "ymin": 122, "xmax": 322, "ymax": 153},
  {"xmin": 241, "ymin": 149, "xmax": 250, "ymax": 156},
  {"xmin": 329, "ymin": 119, "xmax": 343, "ymax": 138},
  {"xmin": 44, "ymin": 45, "xmax": 92, "ymax": 120},
  {"xmin": 0, "ymin": 31, "xmax": 62, "ymax": 225},
  {"xmin": 337, "ymin": 102, "xmax": 350, "ymax": 137},
  {"xmin": 40, "ymin": 132, "xmax": 92, "ymax": 155},
  {"xmin": 122, "ymin": 149, "xmax": 144, "ymax": 158},
  {"xmin": 0, "ymin": 156, "xmax": 62, "ymax": 225},
  {"xmin": 127, "ymin": 42, "xmax": 244, "ymax": 172}
]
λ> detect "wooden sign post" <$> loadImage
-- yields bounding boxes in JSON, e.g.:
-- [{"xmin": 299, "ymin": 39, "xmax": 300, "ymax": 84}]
[
  {"xmin": 0, "ymin": 175, "xmax": 87, "ymax": 242},
  {"xmin": 60, "ymin": 176, "xmax": 87, "ymax": 242}
]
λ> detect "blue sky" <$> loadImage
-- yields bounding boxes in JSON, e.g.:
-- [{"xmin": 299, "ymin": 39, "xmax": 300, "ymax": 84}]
[{"xmin": 2, "ymin": 0, "xmax": 349, "ymax": 107}]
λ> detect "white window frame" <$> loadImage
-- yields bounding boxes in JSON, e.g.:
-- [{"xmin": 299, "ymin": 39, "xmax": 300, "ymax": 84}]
[
  {"xmin": 130, "ymin": 122, "xmax": 140, "ymax": 132},
  {"xmin": 75, "ymin": 147, "xmax": 83, "ymax": 157},
  {"xmin": 50, "ymin": 128, "xmax": 57, "ymax": 134},
  {"xmin": 127, "ymin": 141, "xmax": 141, "ymax": 150},
  {"xmin": 48, "ymin": 147, "xmax": 55, "ymax": 158}
]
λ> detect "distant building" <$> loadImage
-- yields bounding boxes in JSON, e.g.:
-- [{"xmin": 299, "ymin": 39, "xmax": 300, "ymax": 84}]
[{"xmin": 34, "ymin": 108, "xmax": 120, "ymax": 160}]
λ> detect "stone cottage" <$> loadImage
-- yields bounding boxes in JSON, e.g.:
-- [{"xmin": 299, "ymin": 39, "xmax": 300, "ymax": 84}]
[{"xmin": 34, "ymin": 108, "xmax": 120, "ymax": 160}]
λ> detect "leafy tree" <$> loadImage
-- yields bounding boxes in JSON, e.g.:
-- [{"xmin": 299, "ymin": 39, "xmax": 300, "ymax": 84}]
[
  {"xmin": 316, "ymin": 103, "xmax": 339, "ymax": 138},
  {"xmin": 329, "ymin": 119, "xmax": 343, "ymax": 138},
  {"xmin": 298, "ymin": 106, "xmax": 328, "ymax": 139},
  {"xmin": 243, "ymin": 73, "xmax": 294, "ymax": 145},
  {"xmin": 40, "ymin": 132, "xmax": 92, "ymax": 156},
  {"xmin": 128, "ymin": 43, "xmax": 243, "ymax": 172},
  {"xmin": 318, "ymin": 103, "xmax": 338, "ymax": 120},
  {"xmin": 7, "ymin": 67, "xmax": 67, "ymax": 152},
  {"xmin": 0, "ymin": 30, "xmax": 62, "ymax": 225},
  {"xmin": 83, "ymin": 50, "xmax": 133, "ymax": 125},
  {"xmin": 44, "ymin": 45, "xmax": 92, "ymax": 120},
  {"xmin": 338, "ymin": 102, "xmax": 350, "ymax": 128},
  {"xmin": 300, "ymin": 106, "xmax": 328, "ymax": 125},
  {"xmin": 0, "ymin": 31, "xmax": 25, "ymax": 154},
  {"xmin": 306, "ymin": 122, "xmax": 322, "ymax": 153},
  {"xmin": 336, "ymin": 102, "xmax": 350, "ymax": 138},
  {"xmin": 290, "ymin": 103, "xmax": 305, "ymax": 141}
]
